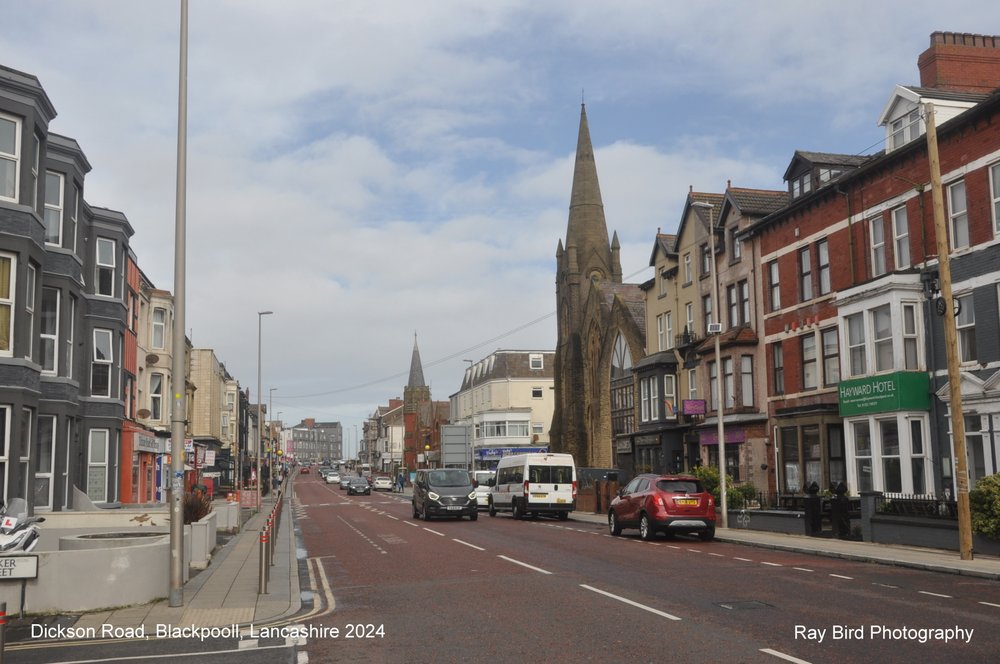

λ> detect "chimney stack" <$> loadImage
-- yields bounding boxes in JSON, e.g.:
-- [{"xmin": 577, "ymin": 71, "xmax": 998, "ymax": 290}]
[{"xmin": 918, "ymin": 31, "xmax": 1000, "ymax": 92}]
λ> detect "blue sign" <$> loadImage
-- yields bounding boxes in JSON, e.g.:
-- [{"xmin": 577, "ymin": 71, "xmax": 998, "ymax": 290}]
[{"xmin": 476, "ymin": 446, "xmax": 548, "ymax": 459}]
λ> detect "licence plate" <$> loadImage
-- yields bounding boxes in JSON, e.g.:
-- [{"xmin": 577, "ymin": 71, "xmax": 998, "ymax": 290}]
[
  {"xmin": 556, "ymin": 498, "xmax": 567, "ymax": 503},
  {"xmin": 676, "ymin": 498, "xmax": 698, "ymax": 506},
  {"xmin": 531, "ymin": 493, "xmax": 547, "ymax": 498},
  {"xmin": 446, "ymin": 506, "xmax": 462, "ymax": 511}
]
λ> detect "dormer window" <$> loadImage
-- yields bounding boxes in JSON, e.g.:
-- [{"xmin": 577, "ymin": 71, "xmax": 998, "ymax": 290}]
[
  {"xmin": 890, "ymin": 109, "xmax": 921, "ymax": 150},
  {"xmin": 791, "ymin": 172, "xmax": 813, "ymax": 199}
]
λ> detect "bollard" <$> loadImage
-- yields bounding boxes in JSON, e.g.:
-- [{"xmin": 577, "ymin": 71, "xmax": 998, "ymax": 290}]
[
  {"xmin": 258, "ymin": 528, "xmax": 269, "ymax": 594},
  {"xmin": 0, "ymin": 600, "xmax": 6, "ymax": 664}
]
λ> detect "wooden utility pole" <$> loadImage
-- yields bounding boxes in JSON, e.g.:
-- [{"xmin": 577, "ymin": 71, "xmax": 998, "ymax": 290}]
[{"xmin": 924, "ymin": 102, "xmax": 974, "ymax": 560}]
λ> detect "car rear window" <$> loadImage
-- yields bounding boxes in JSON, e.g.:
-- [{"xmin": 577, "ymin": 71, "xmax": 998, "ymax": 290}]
[
  {"xmin": 528, "ymin": 466, "xmax": 574, "ymax": 484},
  {"xmin": 656, "ymin": 479, "xmax": 703, "ymax": 494}
]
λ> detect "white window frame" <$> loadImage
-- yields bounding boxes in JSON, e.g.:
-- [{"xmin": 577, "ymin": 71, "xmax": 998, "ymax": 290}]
[
  {"xmin": 149, "ymin": 372, "xmax": 164, "ymax": 421},
  {"xmin": 768, "ymin": 260, "xmax": 780, "ymax": 311},
  {"xmin": 892, "ymin": 205, "xmax": 910, "ymax": 269},
  {"xmin": 34, "ymin": 414, "xmax": 56, "ymax": 510},
  {"xmin": 19, "ymin": 408, "xmax": 31, "ymax": 501},
  {"xmin": 43, "ymin": 171, "xmax": 64, "ymax": 246},
  {"xmin": 0, "ymin": 253, "xmax": 14, "ymax": 356},
  {"xmin": 872, "ymin": 305, "xmax": 893, "ymax": 372},
  {"xmin": 663, "ymin": 374, "xmax": 677, "ymax": 420},
  {"xmin": 799, "ymin": 247, "xmax": 813, "ymax": 301},
  {"xmin": 801, "ymin": 333, "xmax": 817, "ymax": 390},
  {"xmin": 531, "ymin": 386, "xmax": 543, "ymax": 399},
  {"xmin": 0, "ymin": 112, "xmax": 20, "ymax": 203},
  {"xmin": 722, "ymin": 357, "xmax": 734, "ymax": 408},
  {"xmin": 66, "ymin": 294, "xmax": 76, "ymax": 378},
  {"xmin": 822, "ymin": 327, "xmax": 840, "ymax": 387},
  {"xmin": 40, "ymin": 287, "xmax": 59, "ymax": 374},
  {"xmin": 846, "ymin": 413, "xmax": 929, "ymax": 496},
  {"xmin": 96, "ymin": 238, "xmax": 116, "ymax": 297},
  {"xmin": 656, "ymin": 313, "xmax": 666, "ymax": 352},
  {"xmin": 529, "ymin": 354, "xmax": 543, "ymax": 370},
  {"xmin": 152, "ymin": 307, "xmax": 166, "ymax": 349},
  {"xmin": 649, "ymin": 375, "xmax": 659, "ymax": 420},
  {"xmin": 665, "ymin": 312, "xmax": 673, "ymax": 350},
  {"xmin": 902, "ymin": 303, "xmax": 919, "ymax": 370},
  {"xmin": 92, "ymin": 328, "xmax": 114, "ymax": 397},
  {"xmin": 640, "ymin": 379, "xmax": 650, "ymax": 422},
  {"xmin": 731, "ymin": 226, "xmax": 742, "ymax": 260},
  {"xmin": 991, "ymin": 162, "xmax": 1000, "ymax": 236},
  {"xmin": 69, "ymin": 183, "xmax": 79, "ymax": 254},
  {"xmin": 683, "ymin": 253, "xmax": 692, "ymax": 283},
  {"xmin": 685, "ymin": 303, "xmax": 694, "ymax": 338},
  {"xmin": 870, "ymin": 215, "xmax": 886, "ymax": 277},
  {"xmin": 31, "ymin": 134, "xmax": 39, "ymax": 211},
  {"xmin": 947, "ymin": 180, "xmax": 970, "ymax": 251},
  {"xmin": 817, "ymin": 239, "xmax": 831, "ymax": 295},
  {"xmin": 25, "ymin": 263, "xmax": 36, "ymax": 361},
  {"xmin": 708, "ymin": 361, "xmax": 718, "ymax": 411},
  {"xmin": 846, "ymin": 312, "xmax": 867, "ymax": 377},
  {"xmin": 87, "ymin": 429, "xmax": 109, "ymax": 503},
  {"xmin": 956, "ymin": 293, "xmax": 976, "ymax": 363},
  {"xmin": 688, "ymin": 368, "xmax": 698, "ymax": 401}
]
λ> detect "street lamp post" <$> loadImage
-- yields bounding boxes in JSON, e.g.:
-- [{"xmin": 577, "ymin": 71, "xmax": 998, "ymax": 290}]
[
  {"xmin": 256, "ymin": 310, "xmax": 273, "ymax": 512},
  {"xmin": 463, "ymin": 359, "xmax": 474, "ymax": 470},
  {"xmin": 692, "ymin": 201, "xmax": 728, "ymax": 529}
]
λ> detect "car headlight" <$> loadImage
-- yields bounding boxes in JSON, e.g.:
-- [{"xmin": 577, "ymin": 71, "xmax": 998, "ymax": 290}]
[
  {"xmin": 428, "ymin": 491, "xmax": 440, "ymax": 501},
  {"xmin": 468, "ymin": 491, "xmax": 477, "ymax": 501}
]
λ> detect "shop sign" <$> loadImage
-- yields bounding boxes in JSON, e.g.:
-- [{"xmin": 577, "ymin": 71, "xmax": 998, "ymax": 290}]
[
  {"xmin": 699, "ymin": 428, "xmax": 746, "ymax": 445},
  {"xmin": 683, "ymin": 399, "xmax": 706, "ymax": 415},
  {"xmin": 838, "ymin": 371, "xmax": 930, "ymax": 417},
  {"xmin": 135, "ymin": 434, "xmax": 163, "ymax": 454}
]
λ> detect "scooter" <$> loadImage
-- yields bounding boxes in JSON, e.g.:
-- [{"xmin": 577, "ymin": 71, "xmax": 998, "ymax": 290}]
[{"xmin": 0, "ymin": 497, "xmax": 45, "ymax": 552}]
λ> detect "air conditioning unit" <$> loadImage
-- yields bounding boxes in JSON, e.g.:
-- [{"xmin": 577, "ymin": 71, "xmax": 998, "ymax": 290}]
[{"xmin": 707, "ymin": 323, "xmax": 723, "ymax": 334}]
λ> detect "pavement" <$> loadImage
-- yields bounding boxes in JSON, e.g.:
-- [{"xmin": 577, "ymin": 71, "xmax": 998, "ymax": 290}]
[{"xmin": 6, "ymin": 479, "xmax": 1000, "ymax": 644}]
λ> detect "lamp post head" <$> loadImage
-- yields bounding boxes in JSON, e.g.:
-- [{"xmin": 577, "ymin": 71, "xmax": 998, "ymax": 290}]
[{"xmin": 258, "ymin": 310, "xmax": 273, "ymax": 317}]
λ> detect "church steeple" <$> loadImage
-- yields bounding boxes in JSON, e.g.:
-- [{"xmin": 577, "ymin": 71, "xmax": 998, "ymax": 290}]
[
  {"xmin": 407, "ymin": 332, "xmax": 426, "ymax": 388},
  {"xmin": 565, "ymin": 103, "xmax": 613, "ymax": 282}
]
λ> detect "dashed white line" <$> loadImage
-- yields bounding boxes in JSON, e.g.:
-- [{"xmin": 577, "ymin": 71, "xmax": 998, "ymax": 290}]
[
  {"xmin": 734, "ymin": 557, "xmax": 752, "ymax": 562},
  {"xmin": 919, "ymin": 590, "xmax": 952, "ymax": 598},
  {"xmin": 979, "ymin": 601, "xmax": 1000, "ymax": 608},
  {"xmin": 873, "ymin": 582, "xmax": 899, "ymax": 589},
  {"xmin": 829, "ymin": 574, "xmax": 853, "ymax": 580},
  {"xmin": 498, "ymin": 555, "xmax": 552, "ymax": 574},
  {"xmin": 793, "ymin": 567, "xmax": 814, "ymax": 573},
  {"xmin": 761, "ymin": 561, "xmax": 783, "ymax": 567},
  {"xmin": 404, "ymin": 521, "xmax": 419, "ymax": 528},
  {"xmin": 423, "ymin": 527, "xmax": 446, "ymax": 537},
  {"xmin": 580, "ymin": 584, "xmax": 681, "ymax": 621},
  {"xmin": 708, "ymin": 552, "xmax": 725, "ymax": 557},
  {"xmin": 453, "ymin": 538, "xmax": 486, "ymax": 551},
  {"xmin": 761, "ymin": 648, "xmax": 813, "ymax": 664},
  {"xmin": 686, "ymin": 548, "xmax": 701, "ymax": 553},
  {"xmin": 386, "ymin": 515, "xmax": 399, "ymax": 520}
]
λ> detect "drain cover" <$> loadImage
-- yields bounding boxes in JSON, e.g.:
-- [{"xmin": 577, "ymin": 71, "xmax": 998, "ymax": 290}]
[{"xmin": 717, "ymin": 600, "xmax": 773, "ymax": 610}]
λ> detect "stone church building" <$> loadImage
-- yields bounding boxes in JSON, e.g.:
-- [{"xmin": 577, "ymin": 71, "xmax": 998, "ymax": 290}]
[{"xmin": 550, "ymin": 105, "xmax": 645, "ymax": 469}]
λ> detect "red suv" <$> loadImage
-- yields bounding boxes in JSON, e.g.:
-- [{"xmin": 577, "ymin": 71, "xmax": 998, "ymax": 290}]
[{"xmin": 608, "ymin": 474, "xmax": 715, "ymax": 541}]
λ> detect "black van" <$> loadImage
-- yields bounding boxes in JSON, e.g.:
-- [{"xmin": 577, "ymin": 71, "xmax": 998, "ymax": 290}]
[{"xmin": 411, "ymin": 469, "xmax": 478, "ymax": 521}]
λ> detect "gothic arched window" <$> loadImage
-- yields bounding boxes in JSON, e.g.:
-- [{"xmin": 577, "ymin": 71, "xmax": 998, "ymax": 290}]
[{"xmin": 610, "ymin": 333, "xmax": 634, "ymax": 435}]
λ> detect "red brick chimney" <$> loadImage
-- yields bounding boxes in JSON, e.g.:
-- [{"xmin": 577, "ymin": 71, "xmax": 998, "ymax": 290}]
[{"xmin": 918, "ymin": 32, "xmax": 1000, "ymax": 92}]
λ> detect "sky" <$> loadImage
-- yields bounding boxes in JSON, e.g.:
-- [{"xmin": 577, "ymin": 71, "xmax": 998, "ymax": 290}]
[{"xmin": 4, "ymin": 1, "xmax": 1000, "ymax": 458}]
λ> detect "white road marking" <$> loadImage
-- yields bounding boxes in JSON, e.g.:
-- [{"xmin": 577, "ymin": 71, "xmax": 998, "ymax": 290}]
[
  {"xmin": 708, "ymin": 552, "xmax": 725, "ymax": 557},
  {"xmin": 761, "ymin": 648, "xmax": 813, "ymax": 664},
  {"xmin": 829, "ymin": 574, "xmax": 853, "ymax": 580},
  {"xmin": 761, "ymin": 561, "xmax": 782, "ymax": 567},
  {"xmin": 386, "ymin": 515, "xmax": 399, "ymax": 520},
  {"xmin": 423, "ymin": 527, "xmax": 445, "ymax": 537},
  {"xmin": 734, "ymin": 557, "xmax": 752, "ymax": 562},
  {"xmin": 873, "ymin": 582, "xmax": 898, "ymax": 589},
  {"xmin": 453, "ymin": 538, "xmax": 486, "ymax": 551},
  {"xmin": 404, "ymin": 521, "xmax": 419, "ymax": 527},
  {"xmin": 793, "ymin": 567, "xmax": 813, "ymax": 572},
  {"xmin": 498, "ymin": 555, "xmax": 552, "ymax": 574},
  {"xmin": 580, "ymin": 584, "xmax": 681, "ymax": 621},
  {"xmin": 918, "ymin": 590, "xmax": 952, "ymax": 598},
  {"xmin": 979, "ymin": 601, "xmax": 1000, "ymax": 608}
]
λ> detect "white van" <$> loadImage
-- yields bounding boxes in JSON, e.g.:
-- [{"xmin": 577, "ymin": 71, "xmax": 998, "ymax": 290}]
[
  {"xmin": 472, "ymin": 470, "xmax": 495, "ymax": 511},
  {"xmin": 488, "ymin": 453, "xmax": 576, "ymax": 520}
]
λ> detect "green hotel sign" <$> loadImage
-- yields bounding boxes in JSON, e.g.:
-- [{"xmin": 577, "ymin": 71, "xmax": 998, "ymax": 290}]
[{"xmin": 838, "ymin": 371, "xmax": 931, "ymax": 417}]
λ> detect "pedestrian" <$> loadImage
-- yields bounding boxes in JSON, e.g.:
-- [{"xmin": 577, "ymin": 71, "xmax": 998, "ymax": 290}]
[{"xmin": 397, "ymin": 473, "xmax": 405, "ymax": 493}]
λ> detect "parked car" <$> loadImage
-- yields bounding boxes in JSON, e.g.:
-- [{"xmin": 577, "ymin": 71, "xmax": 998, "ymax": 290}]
[
  {"xmin": 412, "ymin": 468, "xmax": 477, "ymax": 521},
  {"xmin": 325, "ymin": 472, "xmax": 341, "ymax": 484},
  {"xmin": 339, "ymin": 475, "xmax": 352, "ymax": 490},
  {"xmin": 372, "ymin": 476, "xmax": 393, "ymax": 491},
  {"xmin": 300, "ymin": 467, "xmax": 310, "ymax": 474},
  {"xmin": 608, "ymin": 474, "xmax": 715, "ymax": 541},
  {"xmin": 347, "ymin": 477, "xmax": 372, "ymax": 496}
]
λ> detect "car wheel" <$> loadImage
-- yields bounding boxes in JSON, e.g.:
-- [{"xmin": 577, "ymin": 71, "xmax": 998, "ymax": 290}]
[
  {"xmin": 639, "ymin": 513, "xmax": 654, "ymax": 541},
  {"xmin": 421, "ymin": 505, "xmax": 430, "ymax": 521},
  {"xmin": 512, "ymin": 500, "xmax": 523, "ymax": 520},
  {"xmin": 470, "ymin": 511, "xmax": 478, "ymax": 521},
  {"xmin": 488, "ymin": 498, "xmax": 497, "ymax": 517},
  {"xmin": 699, "ymin": 526, "xmax": 715, "ymax": 542},
  {"xmin": 609, "ymin": 511, "xmax": 622, "ymax": 536},
  {"xmin": 412, "ymin": 502, "xmax": 419, "ymax": 519}
]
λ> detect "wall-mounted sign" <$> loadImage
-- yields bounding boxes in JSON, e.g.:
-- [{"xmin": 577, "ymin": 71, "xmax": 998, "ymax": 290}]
[
  {"xmin": 0, "ymin": 555, "xmax": 38, "ymax": 579},
  {"xmin": 838, "ymin": 371, "xmax": 931, "ymax": 417},
  {"xmin": 683, "ymin": 399, "xmax": 706, "ymax": 415}
]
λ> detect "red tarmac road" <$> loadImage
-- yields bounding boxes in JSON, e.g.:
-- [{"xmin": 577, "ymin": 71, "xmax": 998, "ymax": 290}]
[{"xmin": 292, "ymin": 476, "xmax": 1000, "ymax": 663}]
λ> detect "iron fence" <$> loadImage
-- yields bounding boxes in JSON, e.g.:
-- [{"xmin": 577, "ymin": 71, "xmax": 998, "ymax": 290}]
[{"xmin": 874, "ymin": 493, "xmax": 957, "ymax": 519}]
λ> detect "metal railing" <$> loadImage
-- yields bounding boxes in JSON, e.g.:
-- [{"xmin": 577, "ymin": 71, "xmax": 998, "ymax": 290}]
[{"xmin": 874, "ymin": 493, "xmax": 957, "ymax": 519}]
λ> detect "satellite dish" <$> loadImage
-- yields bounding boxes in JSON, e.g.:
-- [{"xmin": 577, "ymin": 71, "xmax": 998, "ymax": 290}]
[{"xmin": 137, "ymin": 409, "xmax": 151, "ymax": 419}]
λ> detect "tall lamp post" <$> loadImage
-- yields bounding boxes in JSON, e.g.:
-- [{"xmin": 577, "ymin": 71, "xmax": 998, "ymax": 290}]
[
  {"xmin": 463, "ymin": 359, "xmax": 475, "ymax": 470},
  {"xmin": 256, "ymin": 310, "xmax": 273, "ymax": 511},
  {"xmin": 691, "ymin": 201, "xmax": 728, "ymax": 529}
]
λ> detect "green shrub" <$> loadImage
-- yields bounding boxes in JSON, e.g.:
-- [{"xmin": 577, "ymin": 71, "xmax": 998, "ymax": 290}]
[
  {"xmin": 729, "ymin": 483, "xmax": 760, "ymax": 509},
  {"xmin": 690, "ymin": 465, "xmax": 741, "ymax": 505},
  {"xmin": 970, "ymin": 473, "xmax": 1000, "ymax": 540}
]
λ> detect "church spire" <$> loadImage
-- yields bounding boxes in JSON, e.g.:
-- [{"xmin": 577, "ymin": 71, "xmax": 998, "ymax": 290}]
[
  {"xmin": 566, "ymin": 103, "xmax": 612, "ymax": 280},
  {"xmin": 407, "ymin": 332, "xmax": 426, "ymax": 388}
]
